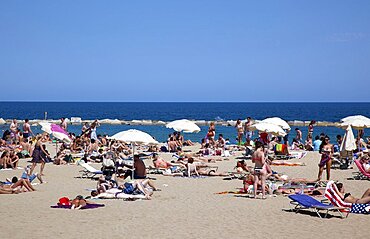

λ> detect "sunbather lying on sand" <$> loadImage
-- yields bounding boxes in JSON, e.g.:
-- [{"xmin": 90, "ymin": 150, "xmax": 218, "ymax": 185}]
[
  {"xmin": 92, "ymin": 179, "xmax": 158, "ymax": 200},
  {"xmin": 163, "ymin": 157, "xmax": 228, "ymax": 177}
]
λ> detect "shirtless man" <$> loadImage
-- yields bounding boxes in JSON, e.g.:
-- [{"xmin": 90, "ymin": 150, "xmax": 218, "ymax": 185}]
[
  {"xmin": 244, "ymin": 117, "xmax": 253, "ymax": 141},
  {"xmin": 124, "ymin": 155, "xmax": 147, "ymax": 179},
  {"xmin": 252, "ymin": 141, "xmax": 267, "ymax": 199},
  {"xmin": 22, "ymin": 119, "xmax": 34, "ymax": 139}
]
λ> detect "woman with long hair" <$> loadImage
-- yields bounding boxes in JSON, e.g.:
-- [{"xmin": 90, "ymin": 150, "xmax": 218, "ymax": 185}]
[{"xmin": 317, "ymin": 135, "xmax": 333, "ymax": 181}]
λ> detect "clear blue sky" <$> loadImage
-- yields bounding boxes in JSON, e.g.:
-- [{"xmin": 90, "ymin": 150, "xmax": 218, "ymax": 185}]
[{"xmin": 1, "ymin": 1, "xmax": 369, "ymax": 102}]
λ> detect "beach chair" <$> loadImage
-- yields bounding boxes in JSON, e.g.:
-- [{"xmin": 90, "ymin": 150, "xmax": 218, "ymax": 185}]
[
  {"xmin": 288, "ymin": 194, "xmax": 346, "ymax": 218},
  {"xmin": 324, "ymin": 181, "xmax": 370, "ymax": 215},
  {"xmin": 78, "ymin": 161, "xmax": 103, "ymax": 179},
  {"xmin": 273, "ymin": 144, "xmax": 292, "ymax": 160},
  {"xmin": 352, "ymin": 160, "xmax": 370, "ymax": 180}
]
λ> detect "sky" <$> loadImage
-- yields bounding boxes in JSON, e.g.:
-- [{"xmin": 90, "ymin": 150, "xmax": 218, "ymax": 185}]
[{"xmin": 0, "ymin": 1, "xmax": 370, "ymax": 102}]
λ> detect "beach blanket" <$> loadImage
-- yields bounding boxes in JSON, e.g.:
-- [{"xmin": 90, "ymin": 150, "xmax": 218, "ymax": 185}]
[{"xmin": 50, "ymin": 203, "xmax": 105, "ymax": 210}]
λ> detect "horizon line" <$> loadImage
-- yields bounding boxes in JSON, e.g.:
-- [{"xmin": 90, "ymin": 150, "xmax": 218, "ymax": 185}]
[{"xmin": 1, "ymin": 101, "xmax": 370, "ymax": 103}]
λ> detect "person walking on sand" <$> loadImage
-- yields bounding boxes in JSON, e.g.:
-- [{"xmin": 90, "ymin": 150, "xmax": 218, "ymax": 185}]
[{"xmin": 30, "ymin": 135, "xmax": 50, "ymax": 176}]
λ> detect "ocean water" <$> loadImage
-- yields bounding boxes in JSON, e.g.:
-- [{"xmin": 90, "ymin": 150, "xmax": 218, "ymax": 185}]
[{"xmin": 0, "ymin": 102, "xmax": 369, "ymax": 143}]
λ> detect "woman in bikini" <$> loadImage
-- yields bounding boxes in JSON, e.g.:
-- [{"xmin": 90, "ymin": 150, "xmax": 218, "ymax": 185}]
[
  {"xmin": 207, "ymin": 122, "xmax": 216, "ymax": 146},
  {"xmin": 317, "ymin": 135, "xmax": 333, "ymax": 181},
  {"xmin": 336, "ymin": 183, "xmax": 370, "ymax": 204},
  {"xmin": 235, "ymin": 119, "xmax": 244, "ymax": 146},
  {"xmin": 252, "ymin": 141, "xmax": 267, "ymax": 199}
]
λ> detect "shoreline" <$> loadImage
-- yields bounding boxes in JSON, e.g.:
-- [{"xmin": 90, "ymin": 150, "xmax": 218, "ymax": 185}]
[{"xmin": 0, "ymin": 118, "xmax": 343, "ymax": 127}]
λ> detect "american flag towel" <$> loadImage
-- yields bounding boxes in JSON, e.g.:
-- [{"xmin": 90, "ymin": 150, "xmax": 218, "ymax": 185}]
[{"xmin": 351, "ymin": 204, "xmax": 370, "ymax": 214}]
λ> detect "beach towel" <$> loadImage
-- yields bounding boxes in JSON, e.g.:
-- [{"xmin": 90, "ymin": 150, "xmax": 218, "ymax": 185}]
[
  {"xmin": 215, "ymin": 189, "xmax": 246, "ymax": 195},
  {"xmin": 270, "ymin": 162, "xmax": 305, "ymax": 166},
  {"xmin": 50, "ymin": 203, "xmax": 105, "ymax": 210}
]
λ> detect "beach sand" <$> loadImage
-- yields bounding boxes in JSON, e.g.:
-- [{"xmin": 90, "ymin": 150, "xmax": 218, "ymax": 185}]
[{"xmin": 0, "ymin": 145, "xmax": 368, "ymax": 239}]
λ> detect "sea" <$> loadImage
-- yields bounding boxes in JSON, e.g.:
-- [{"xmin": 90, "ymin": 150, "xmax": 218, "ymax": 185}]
[{"xmin": 0, "ymin": 102, "xmax": 369, "ymax": 143}]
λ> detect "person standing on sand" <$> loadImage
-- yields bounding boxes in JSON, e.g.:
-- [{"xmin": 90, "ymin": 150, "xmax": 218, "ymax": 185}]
[
  {"xmin": 22, "ymin": 119, "xmax": 34, "ymax": 139},
  {"xmin": 90, "ymin": 120, "xmax": 100, "ymax": 141},
  {"xmin": 60, "ymin": 118, "xmax": 68, "ymax": 131},
  {"xmin": 207, "ymin": 122, "xmax": 216, "ymax": 146},
  {"xmin": 9, "ymin": 119, "xmax": 18, "ymax": 143},
  {"xmin": 244, "ymin": 117, "xmax": 253, "ymax": 141},
  {"xmin": 252, "ymin": 141, "xmax": 267, "ymax": 199},
  {"xmin": 235, "ymin": 119, "xmax": 243, "ymax": 145},
  {"xmin": 295, "ymin": 128, "xmax": 302, "ymax": 143},
  {"xmin": 308, "ymin": 120, "xmax": 315, "ymax": 138},
  {"xmin": 317, "ymin": 135, "xmax": 333, "ymax": 181}
]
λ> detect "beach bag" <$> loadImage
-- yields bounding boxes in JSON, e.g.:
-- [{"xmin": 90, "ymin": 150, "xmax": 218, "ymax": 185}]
[
  {"xmin": 58, "ymin": 197, "xmax": 71, "ymax": 206},
  {"xmin": 160, "ymin": 146, "xmax": 168, "ymax": 152}
]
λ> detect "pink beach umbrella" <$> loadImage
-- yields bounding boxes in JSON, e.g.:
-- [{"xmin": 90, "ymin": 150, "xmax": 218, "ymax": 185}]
[{"xmin": 39, "ymin": 122, "xmax": 72, "ymax": 143}]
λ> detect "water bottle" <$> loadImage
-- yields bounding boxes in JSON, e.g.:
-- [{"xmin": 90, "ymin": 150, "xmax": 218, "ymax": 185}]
[{"xmin": 299, "ymin": 184, "xmax": 304, "ymax": 194}]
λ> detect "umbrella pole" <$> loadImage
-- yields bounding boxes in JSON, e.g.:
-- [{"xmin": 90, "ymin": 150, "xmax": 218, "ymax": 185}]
[
  {"xmin": 55, "ymin": 139, "xmax": 58, "ymax": 156},
  {"xmin": 132, "ymin": 142, "xmax": 135, "ymax": 180}
]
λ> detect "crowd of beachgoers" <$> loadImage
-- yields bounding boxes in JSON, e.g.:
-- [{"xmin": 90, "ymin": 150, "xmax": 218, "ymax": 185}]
[{"xmin": 1, "ymin": 117, "xmax": 369, "ymax": 214}]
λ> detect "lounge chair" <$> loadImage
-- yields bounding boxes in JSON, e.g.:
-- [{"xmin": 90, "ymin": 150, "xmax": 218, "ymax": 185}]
[
  {"xmin": 324, "ymin": 181, "xmax": 370, "ymax": 215},
  {"xmin": 352, "ymin": 160, "xmax": 370, "ymax": 180},
  {"xmin": 288, "ymin": 194, "xmax": 346, "ymax": 218},
  {"xmin": 78, "ymin": 161, "xmax": 103, "ymax": 179}
]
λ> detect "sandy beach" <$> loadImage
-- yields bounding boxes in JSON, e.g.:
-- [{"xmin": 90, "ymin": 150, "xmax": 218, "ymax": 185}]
[{"xmin": 0, "ymin": 144, "xmax": 368, "ymax": 239}]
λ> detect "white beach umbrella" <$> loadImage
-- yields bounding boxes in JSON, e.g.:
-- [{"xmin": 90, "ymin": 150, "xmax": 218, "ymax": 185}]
[
  {"xmin": 341, "ymin": 115, "xmax": 370, "ymax": 123},
  {"xmin": 339, "ymin": 117, "xmax": 370, "ymax": 129},
  {"xmin": 340, "ymin": 125, "xmax": 357, "ymax": 152},
  {"xmin": 250, "ymin": 122, "xmax": 286, "ymax": 137},
  {"xmin": 166, "ymin": 119, "xmax": 201, "ymax": 133},
  {"xmin": 261, "ymin": 117, "xmax": 291, "ymax": 130},
  {"xmin": 110, "ymin": 129, "xmax": 158, "ymax": 179},
  {"xmin": 110, "ymin": 129, "xmax": 158, "ymax": 145}
]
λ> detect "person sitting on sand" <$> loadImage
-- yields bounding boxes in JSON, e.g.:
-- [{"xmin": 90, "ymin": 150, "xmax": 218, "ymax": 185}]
[
  {"xmin": 4, "ymin": 176, "xmax": 36, "ymax": 192},
  {"xmin": 236, "ymin": 160, "xmax": 252, "ymax": 173},
  {"xmin": 360, "ymin": 154, "xmax": 370, "ymax": 173},
  {"xmin": 123, "ymin": 155, "xmax": 147, "ymax": 179},
  {"xmin": 336, "ymin": 183, "xmax": 370, "ymax": 204},
  {"xmin": 0, "ymin": 151, "xmax": 11, "ymax": 169}
]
